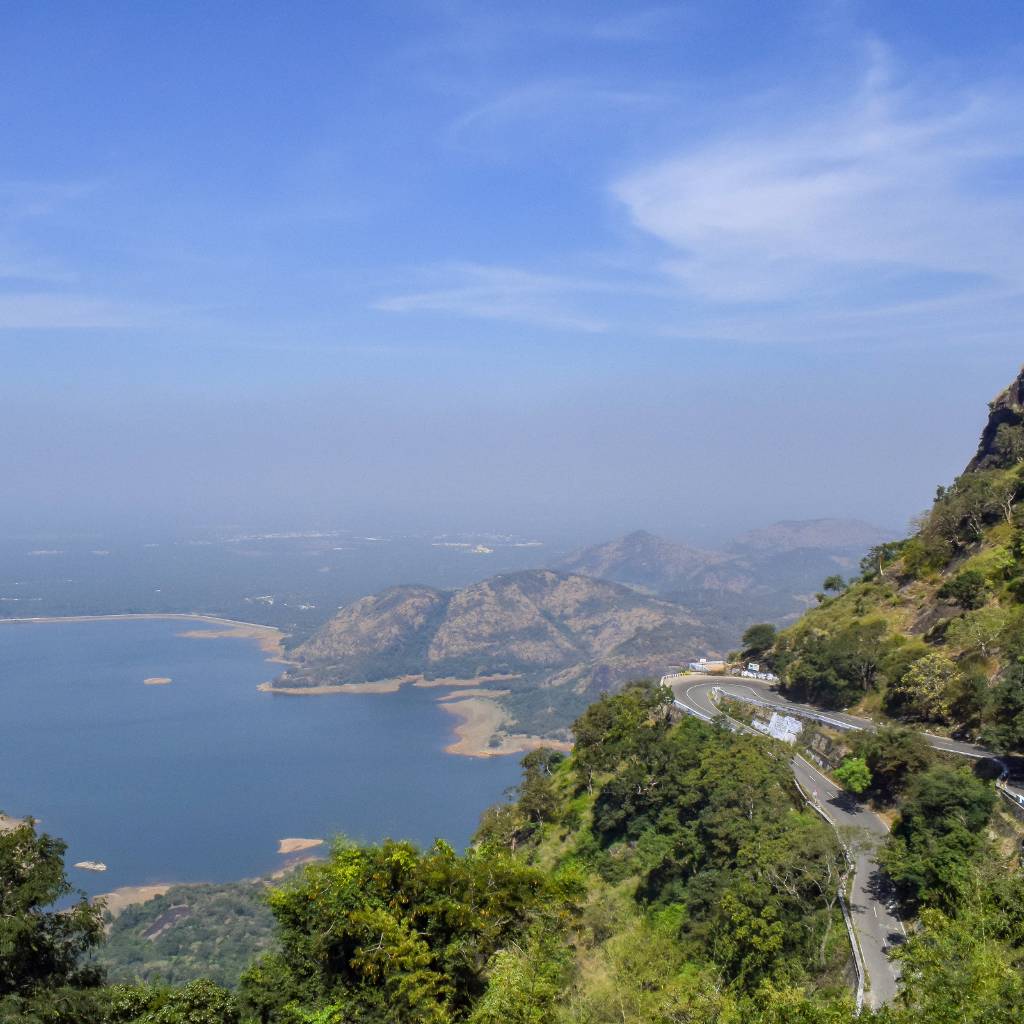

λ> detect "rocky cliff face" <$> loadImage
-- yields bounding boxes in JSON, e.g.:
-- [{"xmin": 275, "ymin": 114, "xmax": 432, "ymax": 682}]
[
  {"xmin": 965, "ymin": 364, "xmax": 1024, "ymax": 472},
  {"xmin": 287, "ymin": 585, "xmax": 451, "ymax": 681}
]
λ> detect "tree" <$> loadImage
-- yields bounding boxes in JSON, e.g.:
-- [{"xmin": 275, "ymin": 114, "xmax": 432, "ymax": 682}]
[
  {"xmin": 980, "ymin": 664, "xmax": 1024, "ymax": 753},
  {"xmin": 571, "ymin": 682, "xmax": 672, "ymax": 792},
  {"xmin": 240, "ymin": 838, "xmax": 583, "ymax": 1024},
  {"xmin": 0, "ymin": 818, "xmax": 105, "ymax": 1000},
  {"xmin": 821, "ymin": 575, "xmax": 846, "ymax": 594},
  {"xmin": 516, "ymin": 748, "xmax": 564, "ymax": 827},
  {"xmin": 852, "ymin": 726, "xmax": 934, "ymax": 805},
  {"xmin": 741, "ymin": 623, "xmax": 777, "ymax": 658},
  {"xmin": 883, "ymin": 765, "xmax": 995, "ymax": 909},
  {"xmin": 994, "ymin": 422, "xmax": 1024, "ymax": 466},
  {"xmin": 953, "ymin": 473, "xmax": 1001, "ymax": 541},
  {"xmin": 992, "ymin": 472, "xmax": 1021, "ymax": 524},
  {"xmin": 946, "ymin": 607, "xmax": 1010, "ymax": 658},
  {"xmin": 102, "ymin": 980, "xmax": 241, "ymax": 1024},
  {"xmin": 467, "ymin": 931, "xmax": 568, "ymax": 1024},
  {"xmin": 860, "ymin": 541, "xmax": 903, "ymax": 579},
  {"xmin": 834, "ymin": 757, "xmax": 871, "ymax": 794},
  {"xmin": 782, "ymin": 620, "xmax": 892, "ymax": 707},
  {"xmin": 938, "ymin": 569, "xmax": 988, "ymax": 610},
  {"xmin": 893, "ymin": 893, "xmax": 1024, "ymax": 1023},
  {"xmin": 886, "ymin": 651, "xmax": 960, "ymax": 723}
]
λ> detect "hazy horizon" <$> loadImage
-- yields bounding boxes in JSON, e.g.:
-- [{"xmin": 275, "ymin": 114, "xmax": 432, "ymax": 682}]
[{"xmin": 3, "ymin": 3, "xmax": 1022, "ymax": 541}]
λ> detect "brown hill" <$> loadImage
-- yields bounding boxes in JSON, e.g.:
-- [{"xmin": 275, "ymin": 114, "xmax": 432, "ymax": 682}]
[{"xmin": 273, "ymin": 569, "xmax": 718, "ymax": 739}]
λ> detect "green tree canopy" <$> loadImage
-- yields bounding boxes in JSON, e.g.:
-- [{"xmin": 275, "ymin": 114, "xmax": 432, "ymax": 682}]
[
  {"xmin": 834, "ymin": 757, "xmax": 871, "ymax": 794},
  {"xmin": 851, "ymin": 726, "xmax": 934, "ymax": 805},
  {"xmin": 885, "ymin": 651, "xmax": 961, "ymax": 723},
  {"xmin": 741, "ymin": 623, "xmax": 777, "ymax": 658},
  {"xmin": 883, "ymin": 765, "xmax": 995, "ymax": 909},
  {"xmin": 0, "ymin": 818, "xmax": 105, "ymax": 1001},
  {"xmin": 938, "ymin": 569, "xmax": 989, "ymax": 610}
]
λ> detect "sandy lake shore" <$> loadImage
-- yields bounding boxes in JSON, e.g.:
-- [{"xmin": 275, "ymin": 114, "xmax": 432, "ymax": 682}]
[
  {"xmin": 438, "ymin": 696, "xmax": 572, "ymax": 759},
  {"xmin": 95, "ymin": 883, "xmax": 177, "ymax": 919},
  {"xmin": 259, "ymin": 672, "xmax": 518, "ymax": 697},
  {"xmin": 257, "ymin": 672, "xmax": 559, "ymax": 756},
  {"xmin": 277, "ymin": 837, "xmax": 324, "ymax": 854}
]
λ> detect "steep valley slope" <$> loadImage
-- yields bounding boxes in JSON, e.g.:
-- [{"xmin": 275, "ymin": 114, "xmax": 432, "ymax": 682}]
[{"xmin": 765, "ymin": 363, "xmax": 1024, "ymax": 754}]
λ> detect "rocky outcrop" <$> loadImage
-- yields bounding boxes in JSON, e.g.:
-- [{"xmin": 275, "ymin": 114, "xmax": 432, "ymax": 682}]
[
  {"xmin": 274, "ymin": 570, "xmax": 715, "ymax": 711},
  {"xmin": 285, "ymin": 585, "xmax": 451, "ymax": 682},
  {"xmin": 965, "ymin": 364, "xmax": 1024, "ymax": 472}
]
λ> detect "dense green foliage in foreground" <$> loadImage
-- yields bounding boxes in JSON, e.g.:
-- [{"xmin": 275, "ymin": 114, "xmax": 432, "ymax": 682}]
[{"xmin": 2, "ymin": 683, "xmax": 1023, "ymax": 1023}]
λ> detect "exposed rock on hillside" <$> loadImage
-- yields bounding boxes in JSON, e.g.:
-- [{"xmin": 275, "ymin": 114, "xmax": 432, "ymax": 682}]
[
  {"xmin": 966, "ymin": 364, "xmax": 1024, "ymax": 472},
  {"xmin": 273, "ymin": 570, "xmax": 716, "ymax": 738},
  {"xmin": 290, "ymin": 585, "xmax": 450, "ymax": 681}
]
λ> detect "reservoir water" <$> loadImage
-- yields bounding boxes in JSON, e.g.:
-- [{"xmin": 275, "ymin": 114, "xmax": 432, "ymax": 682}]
[{"xmin": 0, "ymin": 619, "xmax": 522, "ymax": 897}]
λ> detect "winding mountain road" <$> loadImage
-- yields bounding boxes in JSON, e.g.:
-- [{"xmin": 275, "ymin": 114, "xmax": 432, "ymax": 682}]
[
  {"xmin": 664, "ymin": 673, "xmax": 1021, "ymax": 1009},
  {"xmin": 668, "ymin": 673, "xmax": 1024, "ymax": 1007}
]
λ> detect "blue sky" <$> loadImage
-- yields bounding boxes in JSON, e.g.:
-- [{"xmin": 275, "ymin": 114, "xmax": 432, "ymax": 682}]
[{"xmin": 2, "ymin": 1, "xmax": 1023, "ymax": 541}]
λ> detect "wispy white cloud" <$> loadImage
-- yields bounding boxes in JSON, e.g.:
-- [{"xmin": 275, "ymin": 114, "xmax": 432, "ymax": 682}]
[
  {"xmin": 446, "ymin": 79, "xmax": 665, "ymax": 150},
  {"xmin": 375, "ymin": 263, "xmax": 611, "ymax": 333},
  {"xmin": 0, "ymin": 292, "xmax": 161, "ymax": 330},
  {"xmin": 612, "ymin": 47, "xmax": 1024, "ymax": 306}
]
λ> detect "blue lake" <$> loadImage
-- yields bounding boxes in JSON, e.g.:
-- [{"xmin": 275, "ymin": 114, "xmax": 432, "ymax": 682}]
[{"xmin": 0, "ymin": 619, "xmax": 522, "ymax": 897}]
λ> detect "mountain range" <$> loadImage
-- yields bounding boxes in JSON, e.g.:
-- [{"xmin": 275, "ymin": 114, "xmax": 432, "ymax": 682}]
[
  {"xmin": 276, "ymin": 569, "xmax": 715, "ymax": 740},
  {"xmin": 271, "ymin": 518, "xmax": 891, "ymax": 743},
  {"xmin": 556, "ymin": 518, "xmax": 893, "ymax": 631}
]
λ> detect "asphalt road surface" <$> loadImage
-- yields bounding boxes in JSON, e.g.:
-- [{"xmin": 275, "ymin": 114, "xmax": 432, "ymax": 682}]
[{"xmin": 667, "ymin": 675, "xmax": 914, "ymax": 1007}]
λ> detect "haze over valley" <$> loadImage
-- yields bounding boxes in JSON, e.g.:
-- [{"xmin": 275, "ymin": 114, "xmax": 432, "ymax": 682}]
[{"xmin": 4, "ymin": 3, "xmax": 1024, "ymax": 1021}]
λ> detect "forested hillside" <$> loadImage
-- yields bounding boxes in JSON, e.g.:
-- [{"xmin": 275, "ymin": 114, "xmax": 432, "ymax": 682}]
[
  {"xmin": 766, "ymin": 365, "xmax": 1024, "ymax": 752},
  {"xmin": 5, "ymin": 682, "xmax": 1022, "ymax": 1023}
]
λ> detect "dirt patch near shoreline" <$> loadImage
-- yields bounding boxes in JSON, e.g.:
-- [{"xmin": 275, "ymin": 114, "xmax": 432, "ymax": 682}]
[
  {"xmin": 439, "ymin": 697, "xmax": 572, "ymax": 758},
  {"xmin": 277, "ymin": 837, "xmax": 324, "ymax": 854},
  {"xmin": 260, "ymin": 673, "xmax": 517, "ymax": 697},
  {"xmin": 95, "ymin": 883, "xmax": 177, "ymax": 921},
  {"xmin": 258, "ymin": 676, "xmax": 416, "ymax": 695},
  {"xmin": 178, "ymin": 623, "xmax": 288, "ymax": 662},
  {"xmin": 436, "ymin": 688, "xmax": 512, "ymax": 701},
  {"xmin": 412, "ymin": 674, "xmax": 520, "ymax": 689}
]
